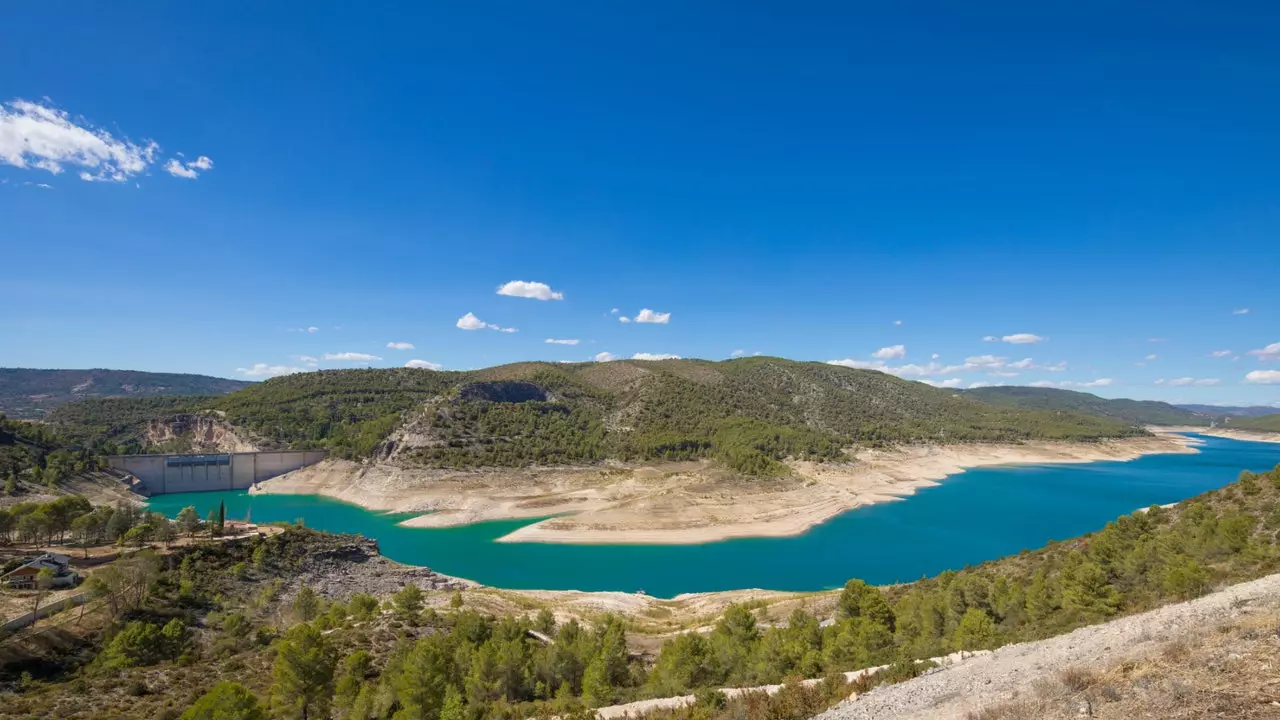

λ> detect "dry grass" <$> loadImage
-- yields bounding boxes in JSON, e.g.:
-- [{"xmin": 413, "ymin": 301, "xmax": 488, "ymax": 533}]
[{"xmin": 966, "ymin": 606, "xmax": 1280, "ymax": 720}]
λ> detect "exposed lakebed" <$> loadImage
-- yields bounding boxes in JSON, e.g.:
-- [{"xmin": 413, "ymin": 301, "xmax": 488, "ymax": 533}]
[{"xmin": 148, "ymin": 434, "xmax": 1280, "ymax": 597}]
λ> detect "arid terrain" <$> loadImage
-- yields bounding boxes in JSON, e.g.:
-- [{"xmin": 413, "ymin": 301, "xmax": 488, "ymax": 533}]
[{"xmin": 255, "ymin": 432, "xmax": 1197, "ymax": 544}]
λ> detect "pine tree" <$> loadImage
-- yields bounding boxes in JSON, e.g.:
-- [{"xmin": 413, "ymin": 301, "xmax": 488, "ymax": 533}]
[
  {"xmin": 217, "ymin": 501, "xmax": 226, "ymax": 535},
  {"xmin": 269, "ymin": 623, "xmax": 336, "ymax": 720},
  {"xmin": 580, "ymin": 654, "xmax": 611, "ymax": 708},
  {"xmin": 439, "ymin": 685, "xmax": 466, "ymax": 720},
  {"xmin": 180, "ymin": 682, "xmax": 266, "ymax": 720}
]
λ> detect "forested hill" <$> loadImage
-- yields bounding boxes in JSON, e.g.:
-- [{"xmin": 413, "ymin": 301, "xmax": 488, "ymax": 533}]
[
  {"xmin": 961, "ymin": 385, "xmax": 1208, "ymax": 427},
  {"xmin": 46, "ymin": 358, "xmax": 1142, "ymax": 475},
  {"xmin": 1232, "ymin": 414, "xmax": 1280, "ymax": 433},
  {"xmin": 0, "ymin": 368, "xmax": 251, "ymax": 420},
  {"xmin": 1178, "ymin": 403, "xmax": 1280, "ymax": 419}
]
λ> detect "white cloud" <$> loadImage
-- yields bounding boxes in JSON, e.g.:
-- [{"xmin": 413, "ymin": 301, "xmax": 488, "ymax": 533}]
[
  {"xmin": 298, "ymin": 355, "xmax": 319, "ymax": 366},
  {"xmin": 322, "ymin": 352, "xmax": 381, "ymax": 361},
  {"xmin": 405, "ymin": 359, "xmax": 442, "ymax": 370},
  {"xmin": 456, "ymin": 312, "xmax": 517, "ymax": 332},
  {"xmin": 827, "ymin": 354, "xmax": 1065, "ymax": 380},
  {"xmin": 457, "ymin": 313, "xmax": 487, "ymax": 330},
  {"xmin": 967, "ymin": 381, "xmax": 1003, "ymax": 389},
  {"xmin": 236, "ymin": 363, "xmax": 306, "ymax": 378},
  {"xmin": 163, "ymin": 155, "xmax": 214, "ymax": 179},
  {"xmin": 730, "ymin": 349, "xmax": 747, "ymax": 358},
  {"xmin": 308, "ymin": 326, "xmax": 319, "ymax": 334},
  {"xmin": 593, "ymin": 351, "xmax": 617, "ymax": 362},
  {"xmin": 0, "ymin": 99, "xmax": 166, "ymax": 182},
  {"xmin": 1145, "ymin": 354, "xmax": 1158, "ymax": 361},
  {"xmin": 386, "ymin": 341, "xmax": 415, "ymax": 350},
  {"xmin": 1029, "ymin": 378, "xmax": 1113, "ymax": 389},
  {"xmin": 610, "ymin": 308, "xmax": 619, "ymax": 314},
  {"xmin": 1164, "ymin": 377, "xmax": 1221, "ymax": 387},
  {"xmin": 618, "ymin": 316, "xmax": 632, "ymax": 323},
  {"xmin": 982, "ymin": 336, "xmax": 998, "ymax": 342},
  {"xmin": 893, "ymin": 320, "xmax": 903, "ymax": 326},
  {"xmin": 931, "ymin": 353, "xmax": 940, "ymax": 360},
  {"xmin": 1232, "ymin": 308, "xmax": 1250, "ymax": 315},
  {"xmin": 923, "ymin": 378, "xmax": 964, "ymax": 388},
  {"xmin": 545, "ymin": 338, "xmax": 580, "ymax": 345},
  {"xmin": 632, "ymin": 353, "xmax": 681, "ymax": 360},
  {"xmin": 1001, "ymin": 333, "xmax": 1045, "ymax": 344},
  {"xmin": 1244, "ymin": 370, "xmax": 1280, "ymax": 384},
  {"xmin": 633, "ymin": 308, "xmax": 671, "ymax": 324},
  {"xmin": 1246, "ymin": 342, "xmax": 1280, "ymax": 362},
  {"xmin": 871, "ymin": 345, "xmax": 906, "ymax": 360},
  {"xmin": 1210, "ymin": 350, "xmax": 1232, "ymax": 358},
  {"xmin": 496, "ymin": 280, "xmax": 564, "ymax": 301}
]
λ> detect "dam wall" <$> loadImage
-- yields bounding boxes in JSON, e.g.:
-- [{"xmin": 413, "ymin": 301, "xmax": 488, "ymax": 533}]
[{"xmin": 107, "ymin": 450, "xmax": 326, "ymax": 495}]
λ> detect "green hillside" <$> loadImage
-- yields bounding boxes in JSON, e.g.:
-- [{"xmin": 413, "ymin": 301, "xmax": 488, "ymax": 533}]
[
  {"xmin": 961, "ymin": 385, "xmax": 1207, "ymax": 426},
  {"xmin": 0, "ymin": 368, "xmax": 251, "ymax": 420},
  {"xmin": 1231, "ymin": 414, "xmax": 1280, "ymax": 433},
  {"xmin": 47, "ymin": 358, "xmax": 1141, "ymax": 475}
]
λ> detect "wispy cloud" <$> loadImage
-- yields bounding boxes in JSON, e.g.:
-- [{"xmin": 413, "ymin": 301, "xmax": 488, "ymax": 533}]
[
  {"xmin": 163, "ymin": 155, "xmax": 214, "ymax": 179},
  {"xmin": 496, "ymin": 280, "xmax": 564, "ymax": 301},
  {"xmin": 0, "ymin": 98, "xmax": 212, "ymax": 183},
  {"xmin": 1029, "ymin": 378, "xmax": 1113, "ymax": 389},
  {"xmin": 730, "ymin": 349, "xmax": 747, "ymax": 358},
  {"xmin": 632, "ymin": 352, "xmax": 681, "ymax": 360},
  {"xmin": 1145, "ymin": 354, "xmax": 1158, "ymax": 361},
  {"xmin": 405, "ymin": 359, "xmax": 442, "ymax": 370},
  {"xmin": 893, "ymin": 320, "xmax": 903, "ymax": 326},
  {"xmin": 298, "ymin": 355, "xmax": 319, "ymax": 367},
  {"xmin": 871, "ymin": 345, "xmax": 906, "ymax": 360},
  {"xmin": 826, "ymin": 353, "xmax": 1064, "ymax": 379},
  {"xmin": 1155, "ymin": 377, "xmax": 1221, "ymax": 387},
  {"xmin": 1246, "ymin": 342, "xmax": 1280, "ymax": 362},
  {"xmin": 1244, "ymin": 370, "xmax": 1280, "ymax": 384},
  {"xmin": 322, "ymin": 352, "xmax": 381, "ymax": 362},
  {"xmin": 456, "ymin": 312, "xmax": 517, "ymax": 333},
  {"xmin": 545, "ymin": 338, "xmax": 580, "ymax": 345},
  {"xmin": 618, "ymin": 316, "xmax": 632, "ymax": 323},
  {"xmin": 593, "ymin": 351, "xmax": 617, "ymax": 362},
  {"xmin": 1232, "ymin": 308, "xmax": 1250, "ymax": 315},
  {"xmin": 386, "ymin": 341, "xmax": 415, "ymax": 350},
  {"xmin": 1210, "ymin": 350, "xmax": 1233, "ymax": 358},
  {"xmin": 287, "ymin": 326, "xmax": 320, "ymax": 334},
  {"xmin": 236, "ymin": 363, "xmax": 307, "ymax": 378},
  {"xmin": 1001, "ymin": 333, "xmax": 1045, "ymax": 344}
]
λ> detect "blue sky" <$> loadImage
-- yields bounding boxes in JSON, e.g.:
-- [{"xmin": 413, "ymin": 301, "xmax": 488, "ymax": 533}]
[{"xmin": 1, "ymin": 2, "xmax": 1277, "ymax": 406}]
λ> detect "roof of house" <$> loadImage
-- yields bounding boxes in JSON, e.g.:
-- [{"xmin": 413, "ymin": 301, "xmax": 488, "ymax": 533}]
[{"xmin": 3, "ymin": 553, "xmax": 74, "ymax": 578}]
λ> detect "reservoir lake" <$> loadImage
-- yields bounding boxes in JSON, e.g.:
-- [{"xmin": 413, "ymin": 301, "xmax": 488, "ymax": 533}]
[{"xmin": 147, "ymin": 435, "xmax": 1280, "ymax": 598}]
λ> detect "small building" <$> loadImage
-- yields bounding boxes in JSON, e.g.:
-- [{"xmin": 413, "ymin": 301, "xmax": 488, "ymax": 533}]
[{"xmin": 3, "ymin": 553, "xmax": 79, "ymax": 590}]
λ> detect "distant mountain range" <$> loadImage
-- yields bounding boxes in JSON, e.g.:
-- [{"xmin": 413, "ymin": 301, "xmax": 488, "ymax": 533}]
[
  {"xmin": 0, "ymin": 368, "xmax": 252, "ymax": 420},
  {"xmin": 960, "ymin": 386, "xmax": 1210, "ymax": 426},
  {"xmin": 1175, "ymin": 403, "xmax": 1280, "ymax": 419}
]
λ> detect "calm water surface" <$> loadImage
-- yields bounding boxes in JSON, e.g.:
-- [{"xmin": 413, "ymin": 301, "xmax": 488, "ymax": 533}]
[{"xmin": 147, "ymin": 435, "xmax": 1280, "ymax": 597}]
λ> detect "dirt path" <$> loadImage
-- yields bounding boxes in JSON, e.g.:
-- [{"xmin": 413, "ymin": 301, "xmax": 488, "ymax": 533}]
[{"xmin": 816, "ymin": 571, "xmax": 1280, "ymax": 720}]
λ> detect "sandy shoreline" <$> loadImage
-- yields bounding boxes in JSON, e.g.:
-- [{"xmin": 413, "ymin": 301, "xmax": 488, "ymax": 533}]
[
  {"xmin": 1158, "ymin": 426, "xmax": 1280, "ymax": 445},
  {"xmin": 255, "ymin": 432, "xmax": 1198, "ymax": 546}
]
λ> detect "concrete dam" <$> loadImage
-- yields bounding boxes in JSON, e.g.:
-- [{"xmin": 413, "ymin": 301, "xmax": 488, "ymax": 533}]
[{"xmin": 107, "ymin": 450, "xmax": 326, "ymax": 495}]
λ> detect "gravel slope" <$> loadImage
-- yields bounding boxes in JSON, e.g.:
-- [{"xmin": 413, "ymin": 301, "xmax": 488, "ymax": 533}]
[{"xmin": 817, "ymin": 571, "xmax": 1280, "ymax": 720}]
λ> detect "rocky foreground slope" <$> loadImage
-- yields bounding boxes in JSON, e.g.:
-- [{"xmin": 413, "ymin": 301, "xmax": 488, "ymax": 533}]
[{"xmin": 817, "ymin": 571, "xmax": 1280, "ymax": 720}]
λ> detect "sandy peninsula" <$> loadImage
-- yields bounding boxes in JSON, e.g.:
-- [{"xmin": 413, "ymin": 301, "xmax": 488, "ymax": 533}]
[{"xmin": 254, "ymin": 432, "xmax": 1197, "ymax": 545}]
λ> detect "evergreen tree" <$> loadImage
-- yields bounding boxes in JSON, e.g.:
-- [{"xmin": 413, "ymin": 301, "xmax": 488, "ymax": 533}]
[
  {"xmin": 217, "ymin": 500, "xmax": 226, "ymax": 535},
  {"xmin": 952, "ymin": 608, "xmax": 997, "ymax": 650},
  {"xmin": 270, "ymin": 623, "xmax": 336, "ymax": 720},
  {"xmin": 392, "ymin": 583, "xmax": 423, "ymax": 624},
  {"xmin": 176, "ymin": 505, "xmax": 202, "ymax": 537},
  {"xmin": 580, "ymin": 654, "xmax": 611, "ymax": 708},
  {"xmin": 180, "ymin": 682, "xmax": 266, "ymax": 720},
  {"xmin": 438, "ymin": 685, "xmax": 466, "ymax": 720}
]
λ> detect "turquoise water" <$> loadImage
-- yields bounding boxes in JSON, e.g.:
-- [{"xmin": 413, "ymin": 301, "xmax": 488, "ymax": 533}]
[{"xmin": 147, "ymin": 435, "xmax": 1279, "ymax": 598}]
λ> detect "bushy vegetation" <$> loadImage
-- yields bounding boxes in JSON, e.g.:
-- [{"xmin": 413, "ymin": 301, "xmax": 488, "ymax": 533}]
[
  {"xmin": 46, "ymin": 359, "xmax": 1143, "ymax": 477},
  {"xmin": 5, "ymin": 463, "xmax": 1278, "ymax": 719},
  {"xmin": 0, "ymin": 414, "xmax": 104, "ymax": 492},
  {"xmin": 45, "ymin": 397, "xmax": 213, "ymax": 455}
]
